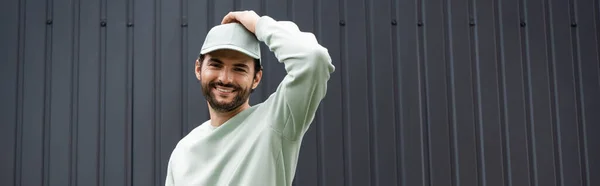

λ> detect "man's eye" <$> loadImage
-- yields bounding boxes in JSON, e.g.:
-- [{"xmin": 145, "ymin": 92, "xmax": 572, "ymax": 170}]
[
  {"xmin": 209, "ymin": 64, "xmax": 221, "ymax": 67},
  {"xmin": 234, "ymin": 68, "xmax": 246, "ymax": 72}
]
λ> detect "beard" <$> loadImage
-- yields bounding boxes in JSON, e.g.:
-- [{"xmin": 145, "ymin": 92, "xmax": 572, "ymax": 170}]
[{"xmin": 200, "ymin": 79, "xmax": 251, "ymax": 113}]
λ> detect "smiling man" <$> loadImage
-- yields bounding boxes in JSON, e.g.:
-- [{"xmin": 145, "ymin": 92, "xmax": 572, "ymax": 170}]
[{"xmin": 164, "ymin": 11, "xmax": 335, "ymax": 186}]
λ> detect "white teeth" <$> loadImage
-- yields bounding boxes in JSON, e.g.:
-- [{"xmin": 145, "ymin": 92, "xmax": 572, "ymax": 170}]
[{"xmin": 216, "ymin": 87, "xmax": 233, "ymax": 93}]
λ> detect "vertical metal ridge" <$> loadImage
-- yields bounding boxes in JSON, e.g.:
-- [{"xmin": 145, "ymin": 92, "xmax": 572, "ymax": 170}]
[
  {"xmin": 597, "ymin": 0, "xmax": 600, "ymax": 75},
  {"xmin": 365, "ymin": 0, "xmax": 377, "ymax": 185},
  {"xmin": 469, "ymin": 0, "xmax": 485, "ymax": 184},
  {"xmin": 260, "ymin": 0, "xmax": 267, "ymax": 24},
  {"xmin": 597, "ymin": 0, "xmax": 600, "ymax": 91},
  {"xmin": 390, "ymin": 0, "xmax": 403, "ymax": 185},
  {"xmin": 43, "ymin": 0, "xmax": 54, "ymax": 184},
  {"xmin": 287, "ymin": 0, "xmax": 292, "ymax": 20},
  {"xmin": 15, "ymin": 0, "xmax": 26, "ymax": 185},
  {"xmin": 579, "ymin": 16, "xmax": 593, "ymax": 186},
  {"xmin": 317, "ymin": 82, "xmax": 324, "ymax": 186},
  {"xmin": 494, "ymin": 0, "xmax": 512, "ymax": 185},
  {"xmin": 180, "ymin": 0, "xmax": 188, "ymax": 138},
  {"xmin": 233, "ymin": 0, "xmax": 239, "ymax": 10},
  {"xmin": 446, "ymin": 0, "xmax": 463, "ymax": 184},
  {"xmin": 443, "ymin": 0, "xmax": 458, "ymax": 184},
  {"xmin": 518, "ymin": 0, "xmax": 537, "ymax": 185},
  {"xmin": 98, "ymin": 0, "xmax": 107, "ymax": 184},
  {"xmin": 416, "ymin": 0, "xmax": 431, "ymax": 184},
  {"xmin": 338, "ymin": 0, "xmax": 349, "ymax": 185},
  {"xmin": 70, "ymin": 0, "xmax": 81, "ymax": 185},
  {"xmin": 571, "ymin": 1, "xmax": 589, "ymax": 185},
  {"xmin": 153, "ymin": 0, "xmax": 161, "ymax": 183},
  {"xmin": 96, "ymin": 0, "xmax": 107, "ymax": 186},
  {"xmin": 315, "ymin": 3, "xmax": 324, "ymax": 177},
  {"xmin": 207, "ymin": 0, "xmax": 214, "ymax": 28},
  {"xmin": 544, "ymin": 0, "xmax": 563, "ymax": 184},
  {"xmin": 317, "ymin": 106, "xmax": 324, "ymax": 186},
  {"xmin": 126, "ymin": 0, "xmax": 134, "ymax": 184},
  {"xmin": 130, "ymin": 3, "xmax": 138, "ymax": 184},
  {"xmin": 178, "ymin": 0, "xmax": 183, "ymax": 137},
  {"xmin": 314, "ymin": 1, "xmax": 325, "ymax": 185}
]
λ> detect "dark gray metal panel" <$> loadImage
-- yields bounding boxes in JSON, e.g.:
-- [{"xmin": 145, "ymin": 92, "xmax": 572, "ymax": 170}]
[
  {"xmin": 549, "ymin": 0, "xmax": 583, "ymax": 185},
  {"xmin": 0, "ymin": 0, "xmax": 20, "ymax": 185},
  {"xmin": 314, "ymin": 0, "xmax": 345, "ymax": 185},
  {"xmin": 104, "ymin": 0, "xmax": 131, "ymax": 184},
  {"xmin": 19, "ymin": 0, "xmax": 48, "ymax": 185},
  {"xmin": 2, "ymin": 0, "xmax": 600, "ymax": 185},
  {"xmin": 395, "ymin": 0, "xmax": 426, "ymax": 185},
  {"xmin": 576, "ymin": 1, "xmax": 600, "ymax": 186},
  {"xmin": 48, "ymin": 0, "xmax": 76, "ymax": 184},
  {"xmin": 77, "ymin": 0, "xmax": 101, "ymax": 184},
  {"xmin": 500, "ymin": 0, "xmax": 533, "ymax": 185},
  {"xmin": 368, "ymin": 0, "xmax": 398, "ymax": 185},
  {"xmin": 213, "ymin": 0, "xmax": 234, "ymax": 27},
  {"xmin": 524, "ymin": 0, "xmax": 558, "ymax": 185},
  {"xmin": 423, "ymin": 0, "xmax": 453, "ymax": 185},
  {"xmin": 97, "ymin": 0, "xmax": 108, "ymax": 185},
  {"xmin": 473, "ymin": 0, "xmax": 505, "ymax": 186},
  {"xmin": 447, "ymin": 0, "xmax": 479, "ymax": 185},
  {"xmin": 132, "ymin": 0, "xmax": 156, "ymax": 184},
  {"xmin": 343, "ymin": 0, "xmax": 372, "ymax": 185},
  {"xmin": 158, "ymin": 0, "xmax": 184, "ymax": 185}
]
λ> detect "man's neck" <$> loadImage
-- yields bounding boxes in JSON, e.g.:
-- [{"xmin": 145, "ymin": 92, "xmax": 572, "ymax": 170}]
[{"xmin": 208, "ymin": 103, "xmax": 250, "ymax": 127}]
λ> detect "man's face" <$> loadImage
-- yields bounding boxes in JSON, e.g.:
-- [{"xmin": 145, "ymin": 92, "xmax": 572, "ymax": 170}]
[{"xmin": 195, "ymin": 49, "xmax": 262, "ymax": 113}]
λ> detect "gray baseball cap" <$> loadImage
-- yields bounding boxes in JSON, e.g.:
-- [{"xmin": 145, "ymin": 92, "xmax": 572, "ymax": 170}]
[{"xmin": 199, "ymin": 23, "xmax": 261, "ymax": 60}]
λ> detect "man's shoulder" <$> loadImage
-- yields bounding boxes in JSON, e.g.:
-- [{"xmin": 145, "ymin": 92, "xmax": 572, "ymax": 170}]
[{"xmin": 175, "ymin": 120, "xmax": 211, "ymax": 144}]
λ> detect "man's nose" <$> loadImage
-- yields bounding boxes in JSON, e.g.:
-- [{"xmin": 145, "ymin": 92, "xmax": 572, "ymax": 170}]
[{"xmin": 218, "ymin": 70, "xmax": 233, "ymax": 84}]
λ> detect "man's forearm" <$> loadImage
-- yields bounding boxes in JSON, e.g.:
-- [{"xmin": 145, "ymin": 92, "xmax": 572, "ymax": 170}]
[{"xmin": 255, "ymin": 16, "xmax": 335, "ymax": 77}]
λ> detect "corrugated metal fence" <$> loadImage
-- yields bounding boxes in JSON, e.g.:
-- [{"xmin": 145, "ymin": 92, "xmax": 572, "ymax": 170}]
[{"xmin": 1, "ymin": 0, "xmax": 599, "ymax": 185}]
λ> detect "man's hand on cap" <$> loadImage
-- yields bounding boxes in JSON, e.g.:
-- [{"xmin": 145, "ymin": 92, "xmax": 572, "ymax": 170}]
[{"xmin": 221, "ymin": 10, "xmax": 260, "ymax": 34}]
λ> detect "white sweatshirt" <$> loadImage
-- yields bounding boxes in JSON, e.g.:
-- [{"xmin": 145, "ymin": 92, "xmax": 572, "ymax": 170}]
[{"xmin": 165, "ymin": 16, "xmax": 335, "ymax": 186}]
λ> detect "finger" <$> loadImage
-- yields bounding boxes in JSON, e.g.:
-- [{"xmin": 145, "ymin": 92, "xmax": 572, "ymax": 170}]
[
  {"xmin": 221, "ymin": 12, "xmax": 232, "ymax": 24},
  {"xmin": 221, "ymin": 12, "xmax": 237, "ymax": 24}
]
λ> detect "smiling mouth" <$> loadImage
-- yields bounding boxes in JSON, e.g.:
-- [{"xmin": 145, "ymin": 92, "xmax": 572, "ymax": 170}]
[
  {"xmin": 216, "ymin": 88, "xmax": 232, "ymax": 93},
  {"xmin": 214, "ymin": 86, "xmax": 235, "ymax": 93}
]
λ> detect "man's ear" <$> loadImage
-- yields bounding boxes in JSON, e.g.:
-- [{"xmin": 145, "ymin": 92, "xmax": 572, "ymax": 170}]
[
  {"xmin": 195, "ymin": 59, "xmax": 202, "ymax": 80},
  {"xmin": 252, "ymin": 69, "xmax": 262, "ymax": 90}
]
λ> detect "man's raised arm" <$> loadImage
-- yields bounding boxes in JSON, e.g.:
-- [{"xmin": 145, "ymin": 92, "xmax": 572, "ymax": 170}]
[{"xmin": 255, "ymin": 15, "xmax": 335, "ymax": 141}]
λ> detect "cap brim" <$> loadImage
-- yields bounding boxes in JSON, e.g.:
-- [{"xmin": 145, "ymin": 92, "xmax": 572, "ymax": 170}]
[{"xmin": 200, "ymin": 44, "xmax": 260, "ymax": 59}]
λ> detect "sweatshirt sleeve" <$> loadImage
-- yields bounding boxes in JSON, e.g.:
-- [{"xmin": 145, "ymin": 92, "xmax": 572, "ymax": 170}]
[{"xmin": 255, "ymin": 16, "xmax": 335, "ymax": 141}]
